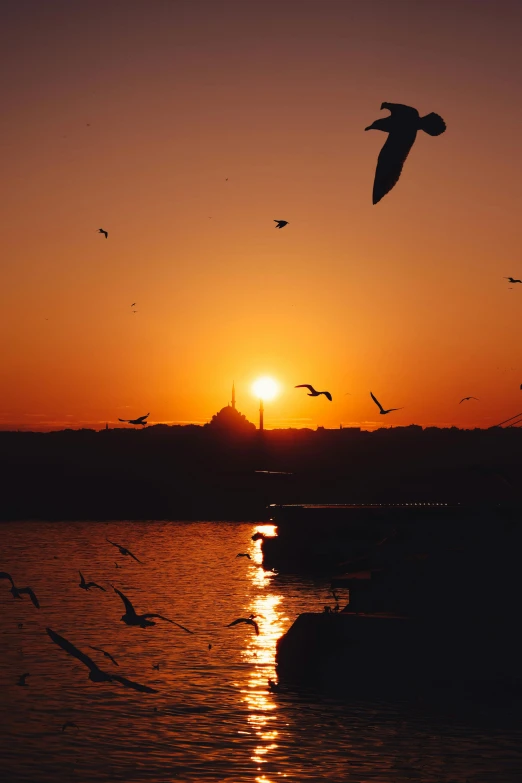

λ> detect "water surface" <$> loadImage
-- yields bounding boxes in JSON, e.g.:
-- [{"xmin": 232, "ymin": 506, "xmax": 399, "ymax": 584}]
[{"xmin": 1, "ymin": 520, "xmax": 520, "ymax": 782}]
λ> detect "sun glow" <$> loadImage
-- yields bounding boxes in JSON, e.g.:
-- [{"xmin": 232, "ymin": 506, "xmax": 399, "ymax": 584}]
[{"xmin": 252, "ymin": 377, "xmax": 279, "ymax": 401}]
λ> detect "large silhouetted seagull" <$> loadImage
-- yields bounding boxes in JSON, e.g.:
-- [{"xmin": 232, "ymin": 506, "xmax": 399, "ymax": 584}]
[
  {"xmin": 118, "ymin": 413, "xmax": 149, "ymax": 426},
  {"xmin": 226, "ymin": 615, "xmax": 260, "ymax": 635},
  {"xmin": 46, "ymin": 628, "xmax": 157, "ymax": 692},
  {"xmin": 0, "ymin": 572, "xmax": 40, "ymax": 608},
  {"xmin": 111, "ymin": 585, "xmax": 194, "ymax": 632},
  {"xmin": 98, "ymin": 228, "xmax": 108, "ymax": 239},
  {"xmin": 295, "ymin": 384, "xmax": 332, "ymax": 401},
  {"xmin": 504, "ymin": 277, "xmax": 522, "ymax": 284},
  {"xmin": 79, "ymin": 571, "xmax": 106, "ymax": 592},
  {"xmin": 365, "ymin": 103, "xmax": 446, "ymax": 204},
  {"xmin": 106, "ymin": 538, "xmax": 142, "ymax": 563},
  {"xmin": 370, "ymin": 391, "xmax": 403, "ymax": 415},
  {"xmin": 274, "ymin": 220, "xmax": 288, "ymax": 229}
]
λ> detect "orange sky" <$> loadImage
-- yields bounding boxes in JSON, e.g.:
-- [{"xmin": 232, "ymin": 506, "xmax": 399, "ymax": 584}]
[{"xmin": 2, "ymin": 0, "xmax": 522, "ymax": 431}]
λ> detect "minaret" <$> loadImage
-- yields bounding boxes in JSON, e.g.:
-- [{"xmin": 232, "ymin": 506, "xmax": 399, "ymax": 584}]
[{"xmin": 231, "ymin": 381, "xmax": 236, "ymax": 410}]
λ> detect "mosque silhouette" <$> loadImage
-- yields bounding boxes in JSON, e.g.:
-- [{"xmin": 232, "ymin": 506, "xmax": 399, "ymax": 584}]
[{"xmin": 206, "ymin": 383, "xmax": 256, "ymax": 432}]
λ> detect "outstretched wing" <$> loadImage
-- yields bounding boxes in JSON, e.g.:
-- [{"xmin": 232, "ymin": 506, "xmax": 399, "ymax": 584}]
[
  {"xmin": 126, "ymin": 549, "xmax": 142, "ymax": 564},
  {"xmin": 18, "ymin": 587, "xmax": 40, "ymax": 608},
  {"xmin": 372, "ymin": 128, "xmax": 417, "ymax": 204},
  {"xmin": 143, "ymin": 614, "xmax": 194, "ymax": 633},
  {"xmin": 118, "ymin": 418, "xmax": 129, "ymax": 423},
  {"xmin": 87, "ymin": 582, "xmax": 106, "ymax": 591},
  {"xmin": 111, "ymin": 585, "xmax": 136, "ymax": 616},
  {"xmin": 251, "ymin": 620, "xmax": 260, "ymax": 635},
  {"xmin": 46, "ymin": 628, "xmax": 99, "ymax": 672},
  {"xmin": 0, "ymin": 571, "xmax": 14, "ymax": 586},
  {"xmin": 136, "ymin": 413, "xmax": 150, "ymax": 423},
  {"xmin": 295, "ymin": 384, "xmax": 315, "ymax": 393},
  {"xmin": 370, "ymin": 392, "xmax": 384, "ymax": 412},
  {"xmin": 110, "ymin": 674, "xmax": 158, "ymax": 693},
  {"xmin": 89, "ymin": 646, "xmax": 118, "ymax": 666},
  {"xmin": 387, "ymin": 407, "xmax": 403, "ymax": 413},
  {"xmin": 322, "ymin": 391, "xmax": 332, "ymax": 401}
]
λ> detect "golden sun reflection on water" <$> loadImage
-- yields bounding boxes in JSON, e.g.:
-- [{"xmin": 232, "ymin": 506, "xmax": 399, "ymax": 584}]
[{"xmin": 239, "ymin": 558, "xmax": 287, "ymax": 772}]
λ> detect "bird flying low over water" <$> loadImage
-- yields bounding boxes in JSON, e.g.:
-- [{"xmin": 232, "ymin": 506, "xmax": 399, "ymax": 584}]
[
  {"xmin": 17, "ymin": 673, "xmax": 30, "ymax": 686},
  {"xmin": 106, "ymin": 538, "xmax": 142, "ymax": 563},
  {"xmin": 46, "ymin": 628, "xmax": 157, "ymax": 693},
  {"xmin": 0, "ymin": 572, "xmax": 40, "ymax": 608},
  {"xmin": 62, "ymin": 722, "xmax": 79, "ymax": 732},
  {"xmin": 236, "ymin": 553, "xmax": 251, "ymax": 559},
  {"xmin": 88, "ymin": 645, "xmax": 119, "ymax": 666},
  {"xmin": 111, "ymin": 585, "xmax": 194, "ymax": 633},
  {"xmin": 274, "ymin": 220, "xmax": 288, "ymax": 229},
  {"xmin": 118, "ymin": 413, "xmax": 149, "ymax": 426},
  {"xmin": 365, "ymin": 103, "xmax": 446, "ymax": 204},
  {"xmin": 226, "ymin": 614, "xmax": 260, "ymax": 635},
  {"xmin": 295, "ymin": 384, "xmax": 332, "ymax": 401},
  {"xmin": 79, "ymin": 571, "xmax": 106, "ymax": 592},
  {"xmin": 370, "ymin": 392, "xmax": 403, "ymax": 415},
  {"xmin": 460, "ymin": 396, "xmax": 479, "ymax": 404},
  {"xmin": 504, "ymin": 277, "xmax": 522, "ymax": 283},
  {"xmin": 98, "ymin": 228, "xmax": 108, "ymax": 238}
]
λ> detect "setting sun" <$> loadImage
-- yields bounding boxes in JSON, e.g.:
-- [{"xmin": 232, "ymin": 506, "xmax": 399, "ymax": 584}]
[{"xmin": 252, "ymin": 377, "xmax": 279, "ymax": 401}]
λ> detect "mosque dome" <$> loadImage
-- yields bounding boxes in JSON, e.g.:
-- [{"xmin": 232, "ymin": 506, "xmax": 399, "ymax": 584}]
[{"xmin": 206, "ymin": 383, "xmax": 256, "ymax": 432}]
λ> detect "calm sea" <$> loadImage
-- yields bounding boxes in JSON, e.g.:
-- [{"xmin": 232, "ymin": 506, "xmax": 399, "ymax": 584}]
[{"xmin": 0, "ymin": 520, "xmax": 520, "ymax": 782}]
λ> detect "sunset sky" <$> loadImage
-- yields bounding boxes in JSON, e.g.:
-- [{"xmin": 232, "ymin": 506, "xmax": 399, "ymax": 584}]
[{"xmin": 2, "ymin": 0, "xmax": 522, "ymax": 431}]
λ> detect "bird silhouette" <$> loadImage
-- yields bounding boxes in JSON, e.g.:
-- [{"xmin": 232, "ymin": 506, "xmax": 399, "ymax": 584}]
[
  {"xmin": 132, "ymin": 310, "xmax": 138, "ymax": 313},
  {"xmin": 131, "ymin": 303, "xmax": 136, "ymax": 308},
  {"xmin": 152, "ymin": 663, "xmax": 160, "ymax": 670},
  {"xmin": 111, "ymin": 585, "xmax": 194, "ymax": 632},
  {"xmin": 365, "ymin": 102, "xmax": 446, "ymax": 204},
  {"xmin": 117, "ymin": 413, "xmax": 149, "ymax": 426},
  {"xmin": 0, "ymin": 572, "xmax": 40, "ymax": 608},
  {"xmin": 460, "ymin": 396, "xmax": 479, "ymax": 404},
  {"xmin": 46, "ymin": 628, "xmax": 157, "ymax": 692},
  {"xmin": 17, "ymin": 673, "xmax": 30, "ymax": 686},
  {"xmin": 295, "ymin": 384, "xmax": 332, "ymax": 401},
  {"xmin": 79, "ymin": 571, "xmax": 106, "ymax": 592},
  {"xmin": 98, "ymin": 228, "xmax": 108, "ymax": 239},
  {"xmin": 106, "ymin": 538, "xmax": 142, "ymax": 563},
  {"xmin": 62, "ymin": 722, "xmax": 79, "ymax": 732},
  {"xmin": 226, "ymin": 615, "xmax": 260, "ymax": 635},
  {"xmin": 88, "ymin": 645, "xmax": 119, "ymax": 666},
  {"xmin": 504, "ymin": 277, "xmax": 522, "ymax": 283},
  {"xmin": 236, "ymin": 553, "xmax": 251, "ymax": 559},
  {"xmin": 274, "ymin": 220, "xmax": 288, "ymax": 229},
  {"xmin": 370, "ymin": 391, "xmax": 403, "ymax": 415}
]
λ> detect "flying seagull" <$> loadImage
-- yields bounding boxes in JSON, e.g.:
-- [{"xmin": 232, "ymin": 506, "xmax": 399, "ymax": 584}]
[
  {"xmin": 98, "ymin": 228, "xmax": 108, "ymax": 239},
  {"xmin": 88, "ymin": 645, "xmax": 119, "ymax": 666},
  {"xmin": 131, "ymin": 303, "xmax": 136, "ymax": 308},
  {"xmin": 504, "ymin": 277, "xmax": 522, "ymax": 283},
  {"xmin": 111, "ymin": 585, "xmax": 194, "ymax": 632},
  {"xmin": 236, "ymin": 553, "xmax": 251, "ymax": 559},
  {"xmin": 106, "ymin": 538, "xmax": 143, "ymax": 563},
  {"xmin": 274, "ymin": 220, "xmax": 288, "ymax": 229},
  {"xmin": 365, "ymin": 102, "xmax": 446, "ymax": 204},
  {"xmin": 46, "ymin": 628, "xmax": 158, "ymax": 693},
  {"xmin": 62, "ymin": 722, "xmax": 79, "ymax": 732},
  {"xmin": 17, "ymin": 673, "xmax": 30, "ymax": 687},
  {"xmin": 226, "ymin": 614, "xmax": 260, "ymax": 635},
  {"xmin": 79, "ymin": 571, "xmax": 106, "ymax": 592},
  {"xmin": 0, "ymin": 572, "xmax": 40, "ymax": 608},
  {"xmin": 460, "ymin": 396, "xmax": 479, "ymax": 404},
  {"xmin": 370, "ymin": 391, "xmax": 403, "ymax": 415},
  {"xmin": 295, "ymin": 384, "xmax": 332, "ymax": 401},
  {"xmin": 117, "ymin": 413, "xmax": 149, "ymax": 426}
]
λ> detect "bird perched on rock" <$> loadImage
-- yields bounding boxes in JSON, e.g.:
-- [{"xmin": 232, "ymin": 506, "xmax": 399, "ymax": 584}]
[
  {"xmin": 274, "ymin": 220, "xmax": 288, "ymax": 229},
  {"xmin": 365, "ymin": 102, "xmax": 446, "ymax": 204},
  {"xmin": 295, "ymin": 384, "xmax": 332, "ymax": 401}
]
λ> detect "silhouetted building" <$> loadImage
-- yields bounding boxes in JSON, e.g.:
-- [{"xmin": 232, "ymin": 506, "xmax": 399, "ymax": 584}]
[{"xmin": 206, "ymin": 383, "xmax": 255, "ymax": 432}]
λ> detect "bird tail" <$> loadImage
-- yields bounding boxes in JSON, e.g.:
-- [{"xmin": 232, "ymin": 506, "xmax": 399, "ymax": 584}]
[{"xmin": 419, "ymin": 112, "xmax": 446, "ymax": 136}]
